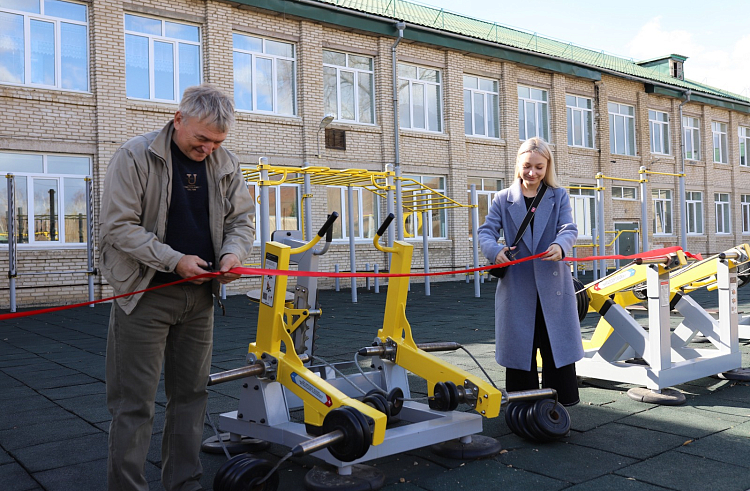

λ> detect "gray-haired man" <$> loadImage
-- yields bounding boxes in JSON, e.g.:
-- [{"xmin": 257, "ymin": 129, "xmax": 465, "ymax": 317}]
[{"xmin": 100, "ymin": 84, "xmax": 255, "ymax": 491}]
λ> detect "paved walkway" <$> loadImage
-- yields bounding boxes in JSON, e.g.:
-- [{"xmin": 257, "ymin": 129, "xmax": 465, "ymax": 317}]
[{"xmin": 1, "ymin": 279, "xmax": 750, "ymax": 490}]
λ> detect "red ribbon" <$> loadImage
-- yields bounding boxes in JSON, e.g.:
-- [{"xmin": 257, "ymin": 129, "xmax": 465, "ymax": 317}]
[{"xmin": 0, "ymin": 246, "xmax": 702, "ymax": 321}]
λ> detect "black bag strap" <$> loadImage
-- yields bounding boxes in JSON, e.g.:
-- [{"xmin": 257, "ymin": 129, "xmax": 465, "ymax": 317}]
[{"xmin": 509, "ymin": 182, "xmax": 547, "ymax": 249}]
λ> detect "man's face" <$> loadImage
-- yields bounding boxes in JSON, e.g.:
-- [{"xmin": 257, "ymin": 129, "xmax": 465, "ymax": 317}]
[{"xmin": 172, "ymin": 111, "xmax": 228, "ymax": 162}]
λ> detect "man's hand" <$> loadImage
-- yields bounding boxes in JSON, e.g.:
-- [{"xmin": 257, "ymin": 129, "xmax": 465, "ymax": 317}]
[
  {"xmin": 175, "ymin": 255, "xmax": 212, "ymax": 284},
  {"xmin": 216, "ymin": 253, "xmax": 242, "ymax": 284},
  {"xmin": 541, "ymin": 243, "xmax": 563, "ymax": 261}
]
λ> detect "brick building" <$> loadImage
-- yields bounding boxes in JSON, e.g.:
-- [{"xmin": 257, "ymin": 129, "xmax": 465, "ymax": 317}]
[{"xmin": 1, "ymin": 0, "xmax": 749, "ymax": 308}]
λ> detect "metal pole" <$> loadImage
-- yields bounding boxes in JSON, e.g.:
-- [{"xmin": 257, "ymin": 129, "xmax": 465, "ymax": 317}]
[
  {"xmin": 85, "ymin": 177, "xmax": 95, "ymax": 306},
  {"xmin": 303, "ymin": 162, "xmax": 312, "ymax": 241},
  {"xmin": 596, "ymin": 174, "xmax": 606, "ymax": 278},
  {"xmin": 334, "ymin": 264, "xmax": 340, "ymax": 291},
  {"xmin": 365, "ymin": 263, "xmax": 370, "ymax": 290},
  {"xmin": 395, "ymin": 166, "xmax": 404, "ymax": 241},
  {"xmin": 470, "ymin": 185, "xmax": 480, "ymax": 298},
  {"xmin": 347, "ymin": 186, "xmax": 357, "ymax": 303},
  {"xmin": 385, "ymin": 164, "xmax": 394, "ymax": 272},
  {"xmin": 678, "ymin": 175, "xmax": 687, "ymax": 251},
  {"xmin": 259, "ymin": 157, "xmax": 270, "ymax": 263},
  {"xmin": 7, "ymin": 174, "xmax": 16, "ymax": 313},
  {"xmin": 374, "ymin": 263, "xmax": 379, "ymax": 293},
  {"xmin": 421, "ymin": 211, "xmax": 430, "ymax": 296},
  {"xmin": 640, "ymin": 167, "xmax": 649, "ymax": 252}
]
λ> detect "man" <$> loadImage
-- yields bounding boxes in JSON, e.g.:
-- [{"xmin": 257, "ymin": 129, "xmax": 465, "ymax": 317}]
[{"xmin": 100, "ymin": 84, "xmax": 255, "ymax": 491}]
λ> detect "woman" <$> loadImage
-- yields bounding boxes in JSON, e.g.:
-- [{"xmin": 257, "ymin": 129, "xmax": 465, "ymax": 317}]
[{"xmin": 477, "ymin": 137, "xmax": 583, "ymax": 406}]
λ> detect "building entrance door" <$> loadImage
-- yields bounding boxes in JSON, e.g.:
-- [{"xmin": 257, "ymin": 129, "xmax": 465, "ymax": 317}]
[{"xmin": 615, "ymin": 222, "xmax": 638, "ymax": 268}]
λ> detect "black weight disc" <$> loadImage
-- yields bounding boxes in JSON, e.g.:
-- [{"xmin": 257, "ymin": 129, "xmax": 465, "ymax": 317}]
[
  {"xmin": 232, "ymin": 458, "xmax": 279, "ymax": 491},
  {"xmin": 343, "ymin": 406, "xmax": 373, "ymax": 461},
  {"xmin": 224, "ymin": 455, "xmax": 256, "ymax": 491},
  {"xmin": 428, "ymin": 382, "xmax": 450, "ymax": 411},
  {"xmin": 511, "ymin": 402, "xmax": 536, "ymax": 441},
  {"xmin": 572, "ymin": 276, "xmax": 589, "ymax": 321},
  {"xmin": 387, "ymin": 387, "xmax": 404, "ymax": 416},
  {"xmin": 369, "ymin": 393, "xmax": 392, "ymax": 422},
  {"xmin": 524, "ymin": 403, "xmax": 553, "ymax": 443},
  {"xmin": 214, "ymin": 454, "xmax": 251, "ymax": 491},
  {"xmin": 322, "ymin": 407, "xmax": 365, "ymax": 462},
  {"xmin": 504, "ymin": 404, "xmax": 518, "ymax": 434},
  {"xmin": 533, "ymin": 399, "xmax": 571, "ymax": 438},
  {"xmin": 444, "ymin": 381, "xmax": 460, "ymax": 411}
]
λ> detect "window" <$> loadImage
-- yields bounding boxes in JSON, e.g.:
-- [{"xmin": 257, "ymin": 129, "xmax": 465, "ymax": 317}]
[
  {"xmin": 323, "ymin": 50, "xmax": 373, "ymax": 124},
  {"xmin": 612, "ymin": 185, "xmax": 637, "ymax": 200},
  {"xmin": 245, "ymin": 180, "xmax": 299, "ymax": 241},
  {"xmin": 233, "ymin": 33, "xmax": 295, "ymax": 115},
  {"xmin": 712, "ymin": 122, "xmax": 728, "ymax": 163},
  {"xmin": 403, "ymin": 175, "xmax": 447, "ymax": 238},
  {"xmin": 686, "ymin": 191, "xmax": 703, "ymax": 234},
  {"xmin": 608, "ymin": 103, "xmax": 636, "ymax": 156},
  {"xmin": 652, "ymin": 189, "xmax": 672, "ymax": 235},
  {"xmin": 714, "ymin": 193, "xmax": 730, "ymax": 234},
  {"xmin": 739, "ymin": 126, "xmax": 749, "ymax": 167},
  {"xmin": 0, "ymin": 0, "xmax": 88, "ymax": 91},
  {"xmin": 742, "ymin": 195, "xmax": 750, "ymax": 234},
  {"xmin": 566, "ymin": 95, "xmax": 593, "ymax": 148},
  {"xmin": 468, "ymin": 177, "xmax": 504, "ymax": 238},
  {"xmin": 683, "ymin": 116, "xmax": 700, "ymax": 161},
  {"xmin": 326, "ymin": 187, "xmax": 379, "ymax": 240},
  {"xmin": 0, "ymin": 152, "xmax": 90, "ymax": 246},
  {"xmin": 518, "ymin": 86, "xmax": 549, "ymax": 141},
  {"xmin": 568, "ymin": 185, "xmax": 596, "ymax": 238},
  {"xmin": 464, "ymin": 76, "xmax": 499, "ymax": 138},
  {"xmin": 124, "ymin": 14, "xmax": 200, "ymax": 102},
  {"xmin": 649, "ymin": 110, "xmax": 670, "ymax": 155},
  {"xmin": 398, "ymin": 64, "xmax": 441, "ymax": 132}
]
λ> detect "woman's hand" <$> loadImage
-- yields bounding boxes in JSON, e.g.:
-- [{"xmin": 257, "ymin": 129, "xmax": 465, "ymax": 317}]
[
  {"xmin": 494, "ymin": 246, "xmax": 516, "ymax": 264},
  {"xmin": 541, "ymin": 243, "xmax": 563, "ymax": 261}
]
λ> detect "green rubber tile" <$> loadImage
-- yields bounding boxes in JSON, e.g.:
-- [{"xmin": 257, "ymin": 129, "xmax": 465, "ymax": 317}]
[
  {"xmin": 0, "ymin": 405, "xmax": 76, "ymax": 431},
  {"xmin": 0, "ymin": 385, "xmax": 39, "ymax": 402},
  {"xmin": 39, "ymin": 382, "xmax": 105, "ymax": 401},
  {"xmin": 617, "ymin": 404, "xmax": 747, "ymax": 438},
  {"xmin": 687, "ymin": 399, "xmax": 750, "ymax": 419},
  {"xmin": 0, "ymin": 417, "xmax": 100, "ymax": 451},
  {"xmin": 14, "ymin": 433, "xmax": 109, "ymax": 473},
  {"xmin": 616, "ymin": 450, "xmax": 750, "ymax": 491},
  {"xmin": 498, "ymin": 441, "xmax": 636, "ymax": 483},
  {"xmin": 565, "ymin": 403, "xmax": 631, "ymax": 432},
  {"xmin": 710, "ymin": 380, "xmax": 750, "ymax": 404},
  {"xmin": 54, "ymin": 393, "xmax": 111, "ymax": 424},
  {"xmin": 676, "ymin": 422, "xmax": 750, "ymax": 468},
  {"xmin": 381, "ymin": 483, "xmax": 424, "ymax": 491},
  {"xmin": 412, "ymin": 458, "xmax": 567, "ymax": 491},
  {"xmin": 0, "ymin": 450, "xmax": 13, "ymax": 465},
  {"xmin": 563, "ymin": 473, "xmax": 671, "ymax": 491},
  {"xmin": 369, "ymin": 454, "xmax": 446, "ymax": 486},
  {"xmin": 567, "ymin": 422, "xmax": 688, "ymax": 459},
  {"xmin": 0, "ymin": 462, "xmax": 40, "ymax": 491}
]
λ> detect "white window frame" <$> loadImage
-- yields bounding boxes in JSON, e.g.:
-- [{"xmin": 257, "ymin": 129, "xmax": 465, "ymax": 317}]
[
  {"xmin": 398, "ymin": 63, "xmax": 442, "ymax": 133},
  {"xmin": 686, "ymin": 191, "xmax": 704, "ymax": 235},
  {"xmin": 0, "ymin": 0, "xmax": 89, "ymax": 92},
  {"xmin": 518, "ymin": 85, "xmax": 549, "ymax": 141},
  {"xmin": 468, "ymin": 177, "xmax": 504, "ymax": 239},
  {"xmin": 683, "ymin": 116, "xmax": 701, "ymax": 161},
  {"xmin": 232, "ymin": 33, "xmax": 296, "ymax": 116},
  {"xmin": 1, "ymin": 151, "xmax": 91, "ymax": 248},
  {"xmin": 464, "ymin": 75, "xmax": 499, "ymax": 139},
  {"xmin": 245, "ymin": 180, "xmax": 300, "ymax": 244},
  {"xmin": 323, "ymin": 50, "xmax": 374, "ymax": 124},
  {"xmin": 652, "ymin": 189, "xmax": 673, "ymax": 235},
  {"xmin": 714, "ymin": 193, "xmax": 731, "ymax": 234},
  {"xmin": 326, "ymin": 186, "xmax": 380, "ymax": 241},
  {"xmin": 124, "ymin": 13, "xmax": 202, "ymax": 103},
  {"xmin": 608, "ymin": 102, "xmax": 636, "ymax": 156},
  {"xmin": 612, "ymin": 185, "xmax": 638, "ymax": 200},
  {"xmin": 566, "ymin": 95, "xmax": 594, "ymax": 148},
  {"xmin": 742, "ymin": 194, "xmax": 750, "ymax": 234},
  {"xmin": 712, "ymin": 121, "xmax": 728, "ymax": 164},
  {"xmin": 739, "ymin": 126, "xmax": 749, "ymax": 167},
  {"xmin": 568, "ymin": 184, "xmax": 596, "ymax": 239},
  {"xmin": 649, "ymin": 109, "xmax": 670, "ymax": 155},
  {"xmin": 403, "ymin": 174, "xmax": 447, "ymax": 239}
]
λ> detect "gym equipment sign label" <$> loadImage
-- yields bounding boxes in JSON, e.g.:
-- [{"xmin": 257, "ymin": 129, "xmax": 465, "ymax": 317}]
[{"xmin": 290, "ymin": 372, "xmax": 332, "ymax": 407}]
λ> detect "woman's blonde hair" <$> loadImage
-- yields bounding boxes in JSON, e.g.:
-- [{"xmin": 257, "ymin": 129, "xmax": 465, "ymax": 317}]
[{"xmin": 514, "ymin": 137, "xmax": 560, "ymax": 188}]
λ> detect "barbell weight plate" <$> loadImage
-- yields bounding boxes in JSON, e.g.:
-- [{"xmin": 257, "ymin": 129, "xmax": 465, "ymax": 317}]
[
  {"xmin": 572, "ymin": 277, "xmax": 590, "ymax": 322},
  {"xmin": 231, "ymin": 458, "xmax": 279, "ymax": 491},
  {"xmin": 343, "ymin": 406, "xmax": 373, "ymax": 461},
  {"xmin": 214, "ymin": 454, "xmax": 251, "ymax": 491},
  {"xmin": 428, "ymin": 382, "xmax": 451, "ymax": 411},
  {"xmin": 444, "ymin": 381, "xmax": 460, "ymax": 411},
  {"xmin": 362, "ymin": 394, "xmax": 390, "ymax": 422},
  {"xmin": 511, "ymin": 402, "xmax": 536, "ymax": 441},
  {"xmin": 223, "ymin": 455, "xmax": 256, "ymax": 491},
  {"xmin": 523, "ymin": 403, "xmax": 554, "ymax": 443},
  {"xmin": 321, "ymin": 406, "xmax": 366, "ymax": 462},
  {"xmin": 532, "ymin": 399, "xmax": 571, "ymax": 438},
  {"xmin": 387, "ymin": 387, "xmax": 404, "ymax": 416}
]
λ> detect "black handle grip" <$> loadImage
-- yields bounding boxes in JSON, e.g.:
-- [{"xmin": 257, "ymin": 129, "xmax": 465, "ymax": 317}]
[
  {"xmin": 376, "ymin": 213, "xmax": 395, "ymax": 237},
  {"xmin": 325, "ymin": 214, "xmax": 334, "ymax": 242},
  {"xmin": 317, "ymin": 212, "xmax": 339, "ymax": 238}
]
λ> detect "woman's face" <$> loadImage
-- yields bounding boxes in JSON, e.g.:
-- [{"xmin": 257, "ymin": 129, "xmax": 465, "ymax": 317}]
[{"xmin": 519, "ymin": 151, "xmax": 548, "ymax": 188}]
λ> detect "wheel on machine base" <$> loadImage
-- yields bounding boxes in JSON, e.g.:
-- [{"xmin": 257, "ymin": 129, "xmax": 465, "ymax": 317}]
[
  {"xmin": 430, "ymin": 435, "xmax": 502, "ymax": 459},
  {"xmin": 627, "ymin": 387, "xmax": 686, "ymax": 405},
  {"xmin": 303, "ymin": 464, "xmax": 384, "ymax": 491},
  {"xmin": 213, "ymin": 454, "xmax": 279, "ymax": 491},
  {"xmin": 202, "ymin": 433, "xmax": 271, "ymax": 455}
]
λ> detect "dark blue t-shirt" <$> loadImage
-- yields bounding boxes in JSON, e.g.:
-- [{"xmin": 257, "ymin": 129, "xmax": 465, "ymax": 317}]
[{"xmin": 153, "ymin": 141, "xmax": 215, "ymax": 283}]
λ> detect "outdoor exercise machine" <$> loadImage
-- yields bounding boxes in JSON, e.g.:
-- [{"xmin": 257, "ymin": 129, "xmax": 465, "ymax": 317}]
[
  {"xmin": 576, "ymin": 245, "xmax": 746, "ymax": 404},
  {"xmin": 206, "ymin": 213, "xmax": 571, "ymax": 491}
]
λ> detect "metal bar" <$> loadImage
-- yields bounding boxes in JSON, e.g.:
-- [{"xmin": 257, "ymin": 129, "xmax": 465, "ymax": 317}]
[
  {"xmin": 640, "ymin": 167, "xmax": 649, "ymax": 252},
  {"xmin": 303, "ymin": 162, "xmax": 312, "ymax": 241},
  {"xmin": 596, "ymin": 174, "xmax": 606, "ymax": 278},
  {"xmin": 678, "ymin": 175, "xmax": 687, "ymax": 251},
  {"xmin": 7, "ymin": 174, "xmax": 16, "ymax": 313},
  {"xmin": 422, "ymin": 211, "xmax": 430, "ymax": 296},
  {"xmin": 374, "ymin": 263, "xmax": 380, "ymax": 293},
  {"xmin": 348, "ymin": 186, "xmax": 357, "ymax": 303},
  {"xmin": 86, "ymin": 177, "xmax": 95, "ymax": 306},
  {"xmin": 259, "ymin": 158, "xmax": 270, "ymax": 261},
  {"xmin": 470, "ymin": 185, "xmax": 480, "ymax": 298}
]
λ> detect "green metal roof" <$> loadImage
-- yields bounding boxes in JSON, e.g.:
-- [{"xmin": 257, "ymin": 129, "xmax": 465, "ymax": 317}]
[{"xmin": 312, "ymin": 0, "xmax": 750, "ymax": 106}]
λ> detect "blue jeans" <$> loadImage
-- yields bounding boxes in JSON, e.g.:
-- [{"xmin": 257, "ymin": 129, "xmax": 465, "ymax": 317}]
[{"xmin": 106, "ymin": 282, "xmax": 213, "ymax": 491}]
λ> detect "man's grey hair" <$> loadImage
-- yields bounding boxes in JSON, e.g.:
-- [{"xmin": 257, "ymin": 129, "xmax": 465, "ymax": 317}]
[{"xmin": 178, "ymin": 83, "xmax": 235, "ymax": 132}]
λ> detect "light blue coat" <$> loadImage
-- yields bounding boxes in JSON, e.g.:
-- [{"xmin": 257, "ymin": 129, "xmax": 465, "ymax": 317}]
[{"xmin": 478, "ymin": 179, "xmax": 584, "ymax": 370}]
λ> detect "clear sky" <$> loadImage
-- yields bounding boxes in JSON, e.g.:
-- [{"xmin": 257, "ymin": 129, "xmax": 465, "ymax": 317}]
[{"xmin": 415, "ymin": 0, "xmax": 750, "ymax": 97}]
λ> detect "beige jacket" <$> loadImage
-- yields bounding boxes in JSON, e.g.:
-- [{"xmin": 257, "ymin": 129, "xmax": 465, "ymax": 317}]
[{"xmin": 99, "ymin": 121, "xmax": 255, "ymax": 314}]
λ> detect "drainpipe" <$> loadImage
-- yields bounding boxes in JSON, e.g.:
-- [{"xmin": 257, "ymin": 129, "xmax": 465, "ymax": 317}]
[
  {"xmin": 678, "ymin": 89, "xmax": 691, "ymax": 251},
  {"xmin": 392, "ymin": 21, "xmax": 406, "ymax": 241}
]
